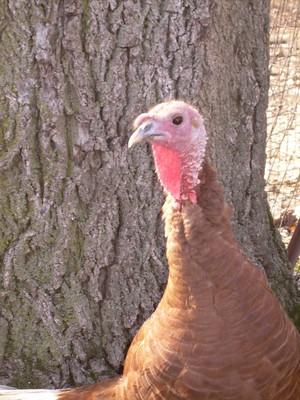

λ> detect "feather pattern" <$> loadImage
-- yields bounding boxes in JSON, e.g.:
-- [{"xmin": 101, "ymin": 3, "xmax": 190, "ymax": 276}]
[{"xmin": 120, "ymin": 159, "xmax": 300, "ymax": 399}]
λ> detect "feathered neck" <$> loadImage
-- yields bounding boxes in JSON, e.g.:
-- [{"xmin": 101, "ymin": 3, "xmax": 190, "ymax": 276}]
[
  {"xmin": 152, "ymin": 134, "xmax": 206, "ymax": 210},
  {"xmin": 162, "ymin": 159, "xmax": 234, "ymax": 283}
]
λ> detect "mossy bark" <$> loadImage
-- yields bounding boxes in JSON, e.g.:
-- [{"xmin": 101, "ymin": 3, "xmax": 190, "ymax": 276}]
[{"xmin": 0, "ymin": 0, "xmax": 297, "ymax": 389}]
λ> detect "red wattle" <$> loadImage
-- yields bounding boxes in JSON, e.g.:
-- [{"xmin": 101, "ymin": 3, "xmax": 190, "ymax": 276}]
[{"xmin": 152, "ymin": 144, "xmax": 182, "ymax": 200}]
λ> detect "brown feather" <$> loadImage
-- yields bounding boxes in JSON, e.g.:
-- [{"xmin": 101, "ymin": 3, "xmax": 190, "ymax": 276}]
[
  {"xmin": 56, "ymin": 379, "xmax": 121, "ymax": 400},
  {"xmin": 119, "ymin": 159, "xmax": 300, "ymax": 399}
]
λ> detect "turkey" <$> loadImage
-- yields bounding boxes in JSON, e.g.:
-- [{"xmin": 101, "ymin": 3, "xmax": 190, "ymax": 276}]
[{"xmin": 1, "ymin": 100, "xmax": 300, "ymax": 399}]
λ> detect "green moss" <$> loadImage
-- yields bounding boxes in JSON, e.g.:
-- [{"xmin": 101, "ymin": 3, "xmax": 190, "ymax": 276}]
[
  {"xmin": 7, "ymin": 341, "xmax": 43, "ymax": 389},
  {"xmin": 291, "ymin": 302, "xmax": 300, "ymax": 333},
  {"xmin": 11, "ymin": 373, "xmax": 41, "ymax": 390}
]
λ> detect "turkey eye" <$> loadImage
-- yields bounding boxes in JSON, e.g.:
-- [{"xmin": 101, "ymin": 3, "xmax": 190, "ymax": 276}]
[{"xmin": 172, "ymin": 115, "xmax": 183, "ymax": 125}]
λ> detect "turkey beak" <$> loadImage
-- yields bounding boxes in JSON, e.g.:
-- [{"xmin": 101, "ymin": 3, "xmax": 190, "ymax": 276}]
[{"xmin": 128, "ymin": 120, "xmax": 162, "ymax": 148}]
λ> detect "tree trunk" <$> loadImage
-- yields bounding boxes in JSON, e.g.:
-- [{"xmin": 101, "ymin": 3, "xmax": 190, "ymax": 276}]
[{"xmin": 0, "ymin": 0, "xmax": 297, "ymax": 389}]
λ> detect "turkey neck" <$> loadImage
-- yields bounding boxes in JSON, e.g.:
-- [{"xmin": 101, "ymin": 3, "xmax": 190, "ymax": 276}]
[{"xmin": 162, "ymin": 159, "xmax": 251, "ymax": 307}]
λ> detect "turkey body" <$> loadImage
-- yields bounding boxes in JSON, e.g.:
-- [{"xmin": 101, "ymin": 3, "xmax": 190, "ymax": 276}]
[{"xmin": 119, "ymin": 160, "xmax": 300, "ymax": 400}]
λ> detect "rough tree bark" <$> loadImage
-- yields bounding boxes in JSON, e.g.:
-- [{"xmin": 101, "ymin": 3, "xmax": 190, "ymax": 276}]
[{"xmin": 0, "ymin": 0, "xmax": 297, "ymax": 389}]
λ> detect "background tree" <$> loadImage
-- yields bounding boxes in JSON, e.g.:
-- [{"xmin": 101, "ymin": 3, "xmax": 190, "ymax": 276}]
[{"xmin": 0, "ymin": 0, "xmax": 298, "ymax": 389}]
